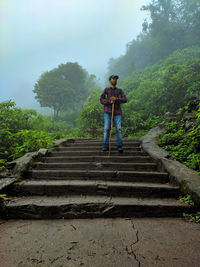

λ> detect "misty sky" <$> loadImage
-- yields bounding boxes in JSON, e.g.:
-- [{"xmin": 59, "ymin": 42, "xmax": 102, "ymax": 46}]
[{"xmin": 0, "ymin": 0, "xmax": 148, "ymax": 110}]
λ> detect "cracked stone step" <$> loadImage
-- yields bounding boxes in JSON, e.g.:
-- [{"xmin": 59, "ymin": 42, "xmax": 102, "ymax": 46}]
[
  {"xmin": 12, "ymin": 180, "xmax": 180, "ymax": 198},
  {"xmin": 3, "ymin": 195, "xmax": 195, "ymax": 219},
  {"xmin": 53, "ymin": 146, "xmax": 142, "ymax": 151},
  {"xmin": 27, "ymin": 170, "xmax": 169, "ymax": 183},
  {"xmin": 41, "ymin": 156, "xmax": 155, "ymax": 163},
  {"xmin": 35, "ymin": 162, "xmax": 158, "ymax": 171},
  {"xmin": 49, "ymin": 151, "xmax": 148, "ymax": 157}
]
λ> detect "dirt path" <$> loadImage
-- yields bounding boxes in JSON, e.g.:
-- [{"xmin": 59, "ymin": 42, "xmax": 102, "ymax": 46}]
[{"xmin": 0, "ymin": 218, "xmax": 200, "ymax": 267}]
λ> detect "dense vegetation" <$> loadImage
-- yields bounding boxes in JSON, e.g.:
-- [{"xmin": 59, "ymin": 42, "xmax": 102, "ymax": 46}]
[
  {"xmin": 158, "ymin": 100, "xmax": 200, "ymax": 174},
  {"xmin": 0, "ymin": 100, "xmax": 90, "ymax": 170}
]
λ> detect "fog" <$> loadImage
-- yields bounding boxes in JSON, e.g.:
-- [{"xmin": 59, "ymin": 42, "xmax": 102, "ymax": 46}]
[{"xmin": 0, "ymin": 0, "xmax": 148, "ymax": 109}]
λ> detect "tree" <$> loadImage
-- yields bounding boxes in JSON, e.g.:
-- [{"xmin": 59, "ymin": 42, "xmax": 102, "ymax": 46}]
[
  {"xmin": 141, "ymin": 0, "xmax": 186, "ymax": 57},
  {"xmin": 33, "ymin": 69, "xmax": 74, "ymax": 120},
  {"xmin": 33, "ymin": 62, "xmax": 96, "ymax": 120},
  {"xmin": 178, "ymin": 0, "xmax": 200, "ymax": 46},
  {"xmin": 55, "ymin": 62, "xmax": 87, "ymax": 104}
]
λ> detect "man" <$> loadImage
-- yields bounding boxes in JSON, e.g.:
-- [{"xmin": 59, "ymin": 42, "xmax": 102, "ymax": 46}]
[{"xmin": 100, "ymin": 74, "xmax": 127, "ymax": 152}]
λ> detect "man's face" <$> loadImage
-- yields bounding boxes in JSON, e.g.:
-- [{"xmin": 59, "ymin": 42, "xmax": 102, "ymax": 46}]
[{"xmin": 110, "ymin": 77, "xmax": 117, "ymax": 86}]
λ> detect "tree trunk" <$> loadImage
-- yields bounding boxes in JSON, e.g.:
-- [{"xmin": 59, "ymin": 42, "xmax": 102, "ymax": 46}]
[{"xmin": 53, "ymin": 108, "xmax": 60, "ymax": 121}]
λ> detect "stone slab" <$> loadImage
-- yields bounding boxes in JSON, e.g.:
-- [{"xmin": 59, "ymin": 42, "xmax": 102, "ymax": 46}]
[{"xmin": 0, "ymin": 178, "xmax": 17, "ymax": 192}]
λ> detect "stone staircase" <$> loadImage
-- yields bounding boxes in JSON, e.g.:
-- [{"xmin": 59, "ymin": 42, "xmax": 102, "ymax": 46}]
[{"xmin": 3, "ymin": 138, "xmax": 195, "ymax": 219}]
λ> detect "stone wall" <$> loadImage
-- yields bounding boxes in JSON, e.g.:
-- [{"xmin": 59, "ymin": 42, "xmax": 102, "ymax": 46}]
[{"xmin": 140, "ymin": 95, "xmax": 200, "ymax": 206}]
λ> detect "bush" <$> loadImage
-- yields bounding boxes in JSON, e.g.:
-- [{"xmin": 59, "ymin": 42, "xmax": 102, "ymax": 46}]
[
  {"xmin": 0, "ymin": 100, "xmax": 77, "ymax": 167},
  {"xmin": 158, "ymin": 102, "xmax": 200, "ymax": 174},
  {"xmin": 77, "ymin": 92, "xmax": 103, "ymax": 137}
]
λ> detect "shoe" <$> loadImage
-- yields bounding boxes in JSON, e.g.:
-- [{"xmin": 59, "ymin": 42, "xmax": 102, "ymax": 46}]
[
  {"xmin": 117, "ymin": 146, "xmax": 123, "ymax": 152},
  {"xmin": 102, "ymin": 146, "xmax": 109, "ymax": 151}
]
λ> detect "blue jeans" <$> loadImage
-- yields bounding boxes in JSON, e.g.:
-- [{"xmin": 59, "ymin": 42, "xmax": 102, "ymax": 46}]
[{"xmin": 104, "ymin": 112, "xmax": 123, "ymax": 147}]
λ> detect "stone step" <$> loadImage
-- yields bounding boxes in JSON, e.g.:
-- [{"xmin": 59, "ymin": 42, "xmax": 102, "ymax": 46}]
[
  {"xmin": 64, "ymin": 142, "xmax": 141, "ymax": 147},
  {"xmin": 49, "ymin": 151, "xmax": 147, "ymax": 157},
  {"xmin": 41, "ymin": 156, "xmax": 155, "ymax": 163},
  {"xmin": 53, "ymin": 146, "xmax": 141, "ymax": 151},
  {"xmin": 35, "ymin": 162, "xmax": 158, "ymax": 171},
  {"xmin": 12, "ymin": 180, "xmax": 180, "ymax": 198},
  {"xmin": 27, "ymin": 170, "xmax": 169, "ymax": 183},
  {"xmin": 4, "ymin": 195, "xmax": 194, "ymax": 219},
  {"xmin": 69, "ymin": 138, "xmax": 140, "ymax": 142},
  {"xmin": 6, "ymin": 138, "xmax": 188, "ymax": 220},
  {"xmin": 71, "ymin": 139, "xmax": 141, "ymax": 144}
]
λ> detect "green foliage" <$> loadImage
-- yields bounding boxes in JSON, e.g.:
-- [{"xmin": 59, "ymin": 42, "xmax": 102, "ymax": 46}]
[
  {"xmin": 0, "ymin": 128, "xmax": 16, "ymax": 162},
  {"xmin": 178, "ymin": 194, "xmax": 194, "ymax": 206},
  {"xmin": 158, "ymin": 101, "xmax": 200, "ymax": 174},
  {"xmin": 0, "ymin": 193, "xmax": 11, "ymax": 201},
  {"xmin": 64, "ymin": 128, "xmax": 91, "ymax": 138},
  {"xmin": 0, "ymin": 194, "xmax": 7, "ymax": 199},
  {"xmin": 0, "ymin": 128, "xmax": 60, "ymax": 164},
  {"xmin": 183, "ymin": 212, "xmax": 200, "ymax": 223},
  {"xmin": 0, "ymin": 159, "xmax": 5, "ymax": 171},
  {"xmin": 0, "ymin": 100, "xmax": 37, "ymax": 132},
  {"xmin": 10, "ymin": 130, "xmax": 56, "ymax": 159},
  {"xmin": 180, "ymin": 195, "xmax": 200, "ymax": 223},
  {"xmin": 0, "ymin": 100, "xmax": 85, "ymax": 167},
  {"xmin": 77, "ymin": 91, "xmax": 103, "ymax": 137},
  {"xmin": 120, "ymin": 47, "xmax": 200, "ymax": 133},
  {"xmin": 29, "ymin": 113, "xmax": 71, "ymax": 133}
]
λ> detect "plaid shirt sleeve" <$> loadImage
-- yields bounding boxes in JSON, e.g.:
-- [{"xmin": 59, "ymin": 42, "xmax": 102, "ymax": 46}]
[
  {"xmin": 115, "ymin": 89, "xmax": 127, "ymax": 103},
  {"xmin": 100, "ymin": 88, "xmax": 111, "ymax": 105}
]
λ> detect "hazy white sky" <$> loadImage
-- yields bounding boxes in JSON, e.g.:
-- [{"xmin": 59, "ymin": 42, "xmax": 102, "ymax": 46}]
[{"xmin": 0, "ymin": 0, "xmax": 148, "ymax": 109}]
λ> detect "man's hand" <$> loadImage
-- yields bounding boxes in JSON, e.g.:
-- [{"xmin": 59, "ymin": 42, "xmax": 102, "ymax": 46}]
[{"xmin": 110, "ymin": 96, "xmax": 117, "ymax": 103}]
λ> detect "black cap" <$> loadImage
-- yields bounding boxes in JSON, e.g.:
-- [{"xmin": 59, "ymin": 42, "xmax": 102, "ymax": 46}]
[{"xmin": 109, "ymin": 74, "xmax": 119, "ymax": 81}]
